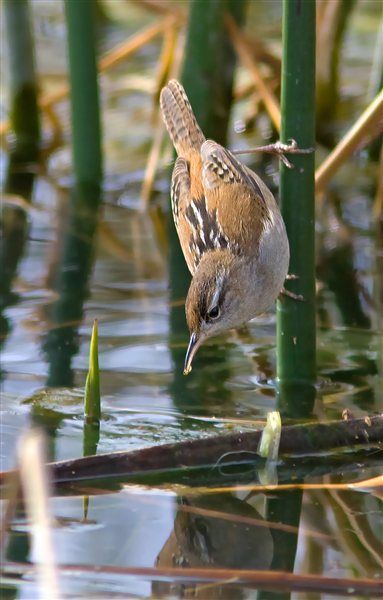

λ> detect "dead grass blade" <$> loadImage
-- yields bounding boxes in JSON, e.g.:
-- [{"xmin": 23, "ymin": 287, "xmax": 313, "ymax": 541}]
[
  {"xmin": 225, "ymin": 14, "xmax": 281, "ymax": 130},
  {"xmin": 315, "ymin": 88, "xmax": 383, "ymax": 194}
]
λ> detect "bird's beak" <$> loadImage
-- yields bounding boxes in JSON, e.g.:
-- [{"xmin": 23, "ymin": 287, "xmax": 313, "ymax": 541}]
[{"xmin": 183, "ymin": 332, "xmax": 202, "ymax": 375}]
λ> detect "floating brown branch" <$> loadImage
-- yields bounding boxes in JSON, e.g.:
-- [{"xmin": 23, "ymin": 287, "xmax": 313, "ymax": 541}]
[{"xmin": 25, "ymin": 414, "xmax": 383, "ymax": 485}]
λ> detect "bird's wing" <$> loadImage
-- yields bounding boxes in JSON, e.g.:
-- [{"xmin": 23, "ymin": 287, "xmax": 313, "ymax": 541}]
[
  {"xmin": 171, "ymin": 151, "xmax": 237, "ymax": 275},
  {"xmin": 170, "ymin": 157, "xmax": 203, "ymax": 275},
  {"xmin": 200, "ymin": 140, "xmax": 275, "ymax": 257}
]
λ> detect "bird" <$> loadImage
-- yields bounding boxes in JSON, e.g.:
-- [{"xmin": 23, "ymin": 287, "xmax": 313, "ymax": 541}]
[{"xmin": 160, "ymin": 79, "xmax": 290, "ymax": 375}]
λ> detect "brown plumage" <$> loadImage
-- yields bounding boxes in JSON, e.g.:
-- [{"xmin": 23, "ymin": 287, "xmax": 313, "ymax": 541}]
[{"xmin": 160, "ymin": 80, "xmax": 290, "ymax": 374}]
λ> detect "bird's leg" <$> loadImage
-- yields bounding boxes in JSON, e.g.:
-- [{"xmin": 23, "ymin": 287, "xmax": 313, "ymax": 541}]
[
  {"xmin": 280, "ymin": 287, "xmax": 304, "ymax": 301},
  {"xmin": 286, "ymin": 273, "xmax": 299, "ymax": 280},
  {"xmin": 233, "ymin": 139, "xmax": 314, "ymax": 169}
]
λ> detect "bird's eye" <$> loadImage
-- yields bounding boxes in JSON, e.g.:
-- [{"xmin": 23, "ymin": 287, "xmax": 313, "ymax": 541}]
[{"xmin": 207, "ymin": 305, "xmax": 220, "ymax": 321}]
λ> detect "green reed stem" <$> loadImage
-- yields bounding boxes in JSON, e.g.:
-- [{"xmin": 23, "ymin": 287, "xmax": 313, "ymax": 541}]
[
  {"xmin": 277, "ymin": 0, "xmax": 316, "ymax": 414},
  {"xmin": 3, "ymin": 0, "xmax": 40, "ymax": 164},
  {"xmin": 64, "ymin": 0, "xmax": 102, "ymax": 188},
  {"xmin": 181, "ymin": 0, "xmax": 247, "ymax": 145}
]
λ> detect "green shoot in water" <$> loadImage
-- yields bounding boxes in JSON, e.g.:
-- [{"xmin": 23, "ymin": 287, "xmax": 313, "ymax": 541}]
[{"xmin": 84, "ymin": 319, "xmax": 101, "ymax": 426}]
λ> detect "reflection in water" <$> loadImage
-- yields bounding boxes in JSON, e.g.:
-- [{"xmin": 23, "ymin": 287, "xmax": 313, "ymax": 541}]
[
  {"xmin": 0, "ymin": 165, "xmax": 35, "ymax": 382},
  {"xmin": 155, "ymin": 492, "xmax": 273, "ymax": 598},
  {"xmin": 258, "ymin": 491, "xmax": 302, "ymax": 600},
  {"xmin": 43, "ymin": 183, "xmax": 100, "ymax": 387}
]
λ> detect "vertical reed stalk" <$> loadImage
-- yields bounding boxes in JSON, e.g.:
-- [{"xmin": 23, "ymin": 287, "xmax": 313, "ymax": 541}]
[
  {"xmin": 181, "ymin": 0, "xmax": 247, "ymax": 144},
  {"xmin": 64, "ymin": 0, "xmax": 102, "ymax": 188},
  {"xmin": 277, "ymin": 0, "xmax": 316, "ymax": 415},
  {"xmin": 3, "ymin": 0, "xmax": 40, "ymax": 163}
]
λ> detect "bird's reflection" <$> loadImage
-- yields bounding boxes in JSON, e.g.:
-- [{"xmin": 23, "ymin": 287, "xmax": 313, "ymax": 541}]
[{"xmin": 154, "ymin": 492, "xmax": 273, "ymax": 598}]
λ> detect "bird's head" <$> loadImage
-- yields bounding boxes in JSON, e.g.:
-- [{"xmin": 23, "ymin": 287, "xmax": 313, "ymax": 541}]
[{"xmin": 184, "ymin": 250, "xmax": 246, "ymax": 374}]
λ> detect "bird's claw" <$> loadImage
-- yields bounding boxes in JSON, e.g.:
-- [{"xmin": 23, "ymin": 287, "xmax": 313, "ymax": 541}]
[
  {"xmin": 280, "ymin": 287, "xmax": 305, "ymax": 301},
  {"xmin": 268, "ymin": 140, "xmax": 315, "ymax": 169},
  {"xmin": 232, "ymin": 139, "xmax": 314, "ymax": 169}
]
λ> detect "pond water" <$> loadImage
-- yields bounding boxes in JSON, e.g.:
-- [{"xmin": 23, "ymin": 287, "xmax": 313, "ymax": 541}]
[{"xmin": 1, "ymin": 1, "xmax": 382, "ymax": 598}]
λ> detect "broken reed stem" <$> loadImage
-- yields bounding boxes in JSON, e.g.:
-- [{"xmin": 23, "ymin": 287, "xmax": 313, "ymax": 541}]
[
  {"xmin": 315, "ymin": 88, "xmax": 383, "ymax": 194},
  {"xmin": 18, "ymin": 430, "xmax": 60, "ymax": 600},
  {"xmin": 225, "ymin": 13, "xmax": 281, "ymax": 131}
]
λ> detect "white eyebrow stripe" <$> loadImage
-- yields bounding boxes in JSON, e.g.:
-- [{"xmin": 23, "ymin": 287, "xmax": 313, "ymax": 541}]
[{"xmin": 208, "ymin": 272, "xmax": 225, "ymax": 313}]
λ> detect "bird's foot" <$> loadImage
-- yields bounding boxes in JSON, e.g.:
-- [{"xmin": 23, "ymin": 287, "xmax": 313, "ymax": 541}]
[
  {"xmin": 280, "ymin": 287, "xmax": 305, "ymax": 301},
  {"xmin": 285, "ymin": 273, "xmax": 299, "ymax": 281},
  {"xmin": 233, "ymin": 139, "xmax": 314, "ymax": 169}
]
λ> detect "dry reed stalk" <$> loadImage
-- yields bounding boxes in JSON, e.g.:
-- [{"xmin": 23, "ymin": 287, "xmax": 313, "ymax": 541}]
[
  {"xmin": 244, "ymin": 35, "xmax": 281, "ymax": 74},
  {"xmin": 225, "ymin": 13, "xmax": 281, "ymax": 130},
  {"xmin": 234, "ymin": 80, "xmax": 255, "ymax": 100},
  {"xmin": 328, "ymin": 487, "xmax": 383, "ymax": 570},
  {"xmin": 141, "ymin": 24, "xmax": 179, "ymax": 207},
  {"xmin": 98, "ymin": 221, "xmax": 134, "ymax": 262},
  {"xmin": 0, "ymin": 17, "xmax": 177, "ymax": 139},
  {"xmin": 140, "ymin": 118, "xmax": 166, "ymax": 208},
  {"xmin": 316, "ymin": 0, "xmax": 341, "ymax": 85},
  {"xmin": 141, "ymin": 24, "xmax": 184, "ymax": 207},
  {"xmin": 374, "ymin": 145, "xmax": 383, "ymax": 219},
  {"xmin": 172, "ymin": 475, "xmax": 383, "ymax": 497},
  {"xmin": 323, "ymin": 489, "xmax": 382, "ymax": 575},
  {"xmin": 315, "ymin": 88, "xmax": 383, "ymax": 194},
  {"xmin": 153, "ymin": 22, "xmax": 179, "ymax": 109},
  {"xmin": 99, "ymin": 16, "xmax": 177, "ymax": 72},
  {"xmin": 131, "ymin": 0, "xmax": 186, "ymax": 20},
  {"xmin": 18, "ymin": 430, "xmax": 60, "ymax": 600}
]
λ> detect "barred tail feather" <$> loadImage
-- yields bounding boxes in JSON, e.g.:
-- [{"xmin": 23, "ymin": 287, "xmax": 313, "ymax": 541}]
[{"xmin": 160, "ymin": 79, "xmax": 205, "ymax": 159}]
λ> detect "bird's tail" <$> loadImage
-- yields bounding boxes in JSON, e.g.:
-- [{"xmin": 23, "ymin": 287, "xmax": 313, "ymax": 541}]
[{"xmin": 160, "ymin": 79, "xmax": 205, "ymax": 159}]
